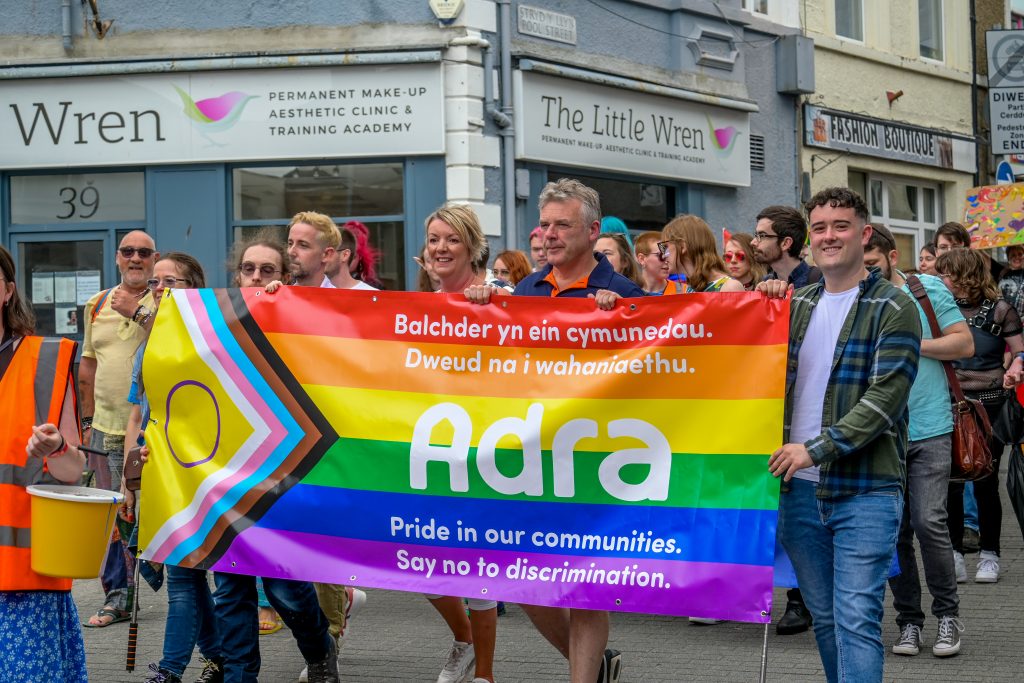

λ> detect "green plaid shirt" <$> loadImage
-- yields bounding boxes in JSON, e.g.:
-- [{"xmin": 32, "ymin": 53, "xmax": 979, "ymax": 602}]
[{"xmin": 784, "ymin": 268, "xmax": 922, "ymax": 499}]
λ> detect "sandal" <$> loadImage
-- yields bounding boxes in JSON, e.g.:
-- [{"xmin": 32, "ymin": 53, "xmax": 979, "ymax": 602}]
[
  {"xmin": 83, "ymin": 606, "xmax": 130, "ymax": 628},
  {"xmin": 259, "ymin": 618, "xmax": 282, "ymax": 636}
]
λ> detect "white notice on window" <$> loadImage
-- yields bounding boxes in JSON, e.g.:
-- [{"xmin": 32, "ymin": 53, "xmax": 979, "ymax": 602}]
[
  {"xmin": 55, "ymin": 306, "xmax": 79, "ymax": 335},
  {"xmin": 76, "ymin": 271, "xmax": 102, "ymax": 305},
  {"xmin": 54, "ymin": 272, "xmax": 77, "ymax": 304},
  {"xmin": 32, "ymin": 272, "xmax": 55, "ymax": 304}
]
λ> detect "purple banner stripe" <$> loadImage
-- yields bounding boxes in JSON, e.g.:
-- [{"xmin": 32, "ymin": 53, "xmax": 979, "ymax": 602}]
[{"xmin": 209, "ymin": 527, "xmax": 773, "ymax": 623}]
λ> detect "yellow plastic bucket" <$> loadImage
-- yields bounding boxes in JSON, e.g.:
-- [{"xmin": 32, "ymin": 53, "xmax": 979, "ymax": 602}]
[{"xmin": 26, "ymin": 485, "xmax": 124, "ymax": 579}]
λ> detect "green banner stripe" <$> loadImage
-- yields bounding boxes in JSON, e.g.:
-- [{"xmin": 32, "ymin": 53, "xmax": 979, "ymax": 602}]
[{"xmin": 303, "ymin": 437, "xmax": 779, "ymax": 510}]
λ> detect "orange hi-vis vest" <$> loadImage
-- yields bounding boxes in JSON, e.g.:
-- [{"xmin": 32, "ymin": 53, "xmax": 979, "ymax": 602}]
[{"xmin": 0, "ymin": 336, "xmax": 79, "ymax": 591}]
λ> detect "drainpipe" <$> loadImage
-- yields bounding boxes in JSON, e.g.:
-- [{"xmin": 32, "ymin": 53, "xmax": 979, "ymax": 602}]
[
  {"xmin": 61, "ymin": 0, "xmax": 72, "ymax": 52},
  {"xmin": 448, "ymin": 37, "xmax": 512, "ymax": 130},
  {"xmin": 969, "ymin": 0, "xmax": 981, "ymax": 186},
  {"xmin": 497, "ymin": 0, "xmax": 517, "ymax": 250}
]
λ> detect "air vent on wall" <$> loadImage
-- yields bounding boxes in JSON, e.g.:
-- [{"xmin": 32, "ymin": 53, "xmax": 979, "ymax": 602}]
[{"xmin": 750, "ymin": 134, "xmax": 766, "ymax": 171}]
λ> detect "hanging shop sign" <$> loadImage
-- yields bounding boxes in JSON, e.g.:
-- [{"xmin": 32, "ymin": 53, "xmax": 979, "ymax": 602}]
[
  {"xmin": 803, "ymin": 105, "xmax": 975, "ymax": 173},
  {"xmin": 514, "ymin": 71, "xmax": 751, "ymax": 187},
  {"xmin": 0, "ymin": 63, "xmax": 444, "ymax": 169}
]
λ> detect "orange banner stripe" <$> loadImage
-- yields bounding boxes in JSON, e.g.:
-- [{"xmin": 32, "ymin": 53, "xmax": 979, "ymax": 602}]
[{"xmin": 266, "ymin": 333, "xmax": 786, "ymax": 401}]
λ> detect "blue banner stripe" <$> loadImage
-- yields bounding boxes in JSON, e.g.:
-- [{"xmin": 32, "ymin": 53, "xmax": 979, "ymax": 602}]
[{"xmin": 257, "ymin": 484, "xmax": 776, "ymax": 567}]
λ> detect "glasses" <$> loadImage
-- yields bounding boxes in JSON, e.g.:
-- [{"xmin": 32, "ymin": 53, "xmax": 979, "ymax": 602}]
[
  {"xmin": 239, "ymin": 263, "xmax": 282, "ymax": 277},
  {"xmin": 493, "ymin": 268, "xmax": 511, "ymax": 278},
  {"xmin": 148, "ymin": 277, "xmax": 188, "ymax": 289},
  {"xmin": 723, "ymin": 251, "xmax": 746, "ymax": 263},
  {"xmin": 119, "ymin": 246, "xmax": 155, "ymax": 259},
  {"xmin": 656, "ymin": 240, "xmax": 681, "ymax": 258},
  {"xmin": 752, "ymin": 232, "xmax": 779, "ymax": 242}
]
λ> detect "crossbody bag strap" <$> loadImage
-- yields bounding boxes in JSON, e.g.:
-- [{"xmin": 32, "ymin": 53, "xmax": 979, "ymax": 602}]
[{"xmin": 906, "ymin": 274, "xmax": 968, "ymax": 404}]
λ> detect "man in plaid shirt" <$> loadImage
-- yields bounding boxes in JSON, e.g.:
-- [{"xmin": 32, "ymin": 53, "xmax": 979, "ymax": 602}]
[{"xmin": 760, "ymin": 187, "xmax": 921, "ymax": 682}]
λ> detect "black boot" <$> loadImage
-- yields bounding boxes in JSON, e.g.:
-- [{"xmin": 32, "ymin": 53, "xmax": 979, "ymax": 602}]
[{"xmin": 776, "ymin": 589, "xmax": 812, "ymax": 635}]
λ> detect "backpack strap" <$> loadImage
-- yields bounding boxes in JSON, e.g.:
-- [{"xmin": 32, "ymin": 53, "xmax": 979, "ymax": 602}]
[{"xmin": 90, "ymin": 288, "xmax": 112, "ymax": 324}]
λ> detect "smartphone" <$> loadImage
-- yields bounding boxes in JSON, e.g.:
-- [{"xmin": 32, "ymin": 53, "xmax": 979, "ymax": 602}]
[{"xmin": 123, "ymin": 446, "xmax": 145, "ymax": 491}]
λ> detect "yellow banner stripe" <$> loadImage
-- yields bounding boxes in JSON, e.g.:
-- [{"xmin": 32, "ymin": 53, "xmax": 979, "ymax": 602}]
[{"xmin": 303, "ymin": 386, "xmax": 783, "ymax": 455}]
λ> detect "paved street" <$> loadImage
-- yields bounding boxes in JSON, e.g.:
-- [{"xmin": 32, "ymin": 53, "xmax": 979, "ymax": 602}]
[{"xmin": 80, "ymin": 470, "xmax": 1024, "ymax": 682}]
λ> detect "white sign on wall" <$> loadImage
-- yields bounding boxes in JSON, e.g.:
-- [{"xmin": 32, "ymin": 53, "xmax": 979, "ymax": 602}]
[
  {"xmin": 988, "ymin": 30, "xmax": 1024, "ymax": 154},
  {"xmin": 514, "ymin": 71, "xmax": 751, "ymax": 187},
  {"xmin": 0, "ymin": 63, "xmax": 445, "ymax": 169}
]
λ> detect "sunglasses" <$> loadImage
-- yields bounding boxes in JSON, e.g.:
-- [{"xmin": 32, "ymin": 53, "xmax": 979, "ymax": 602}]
[
  {"xmin": 723, "ymin": 251, "xmax": 746, "ymax": 263},
  {"xmin": 239, "ymin": 263, "xmax": 282, "ymax": 277},
  {"xmin": 119, "ymin": 246, "xmax": 155, "ymax": 259}
]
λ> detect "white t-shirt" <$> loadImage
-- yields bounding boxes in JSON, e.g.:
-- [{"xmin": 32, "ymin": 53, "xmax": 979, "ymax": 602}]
[
  {"xmin": 320, "ymin": 275, "xmax": 335, "ymax": 289},
  {"xmin": 349, "ymin": 280, "xmax": 378, "ymax": 291},
  {"xmin": 790, "ymin": 285, "xmax": 859, "ymax": 483}
]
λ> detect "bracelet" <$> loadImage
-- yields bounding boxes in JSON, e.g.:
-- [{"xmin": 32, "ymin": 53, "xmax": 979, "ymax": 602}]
[
  {"xmin": 81, "ymin": 416, "xmax": 93, "ymax": 430},
  {"xmin": 131, "ymin": 305, "xmax": 149, "ymax": 323},
  {"xmin": 1017, "ymin": 352, "xmax": 1024, "ymax": 363},
  {"xmin": 48, "ymin": 435, "xmax": 70, "ymax": 458}
]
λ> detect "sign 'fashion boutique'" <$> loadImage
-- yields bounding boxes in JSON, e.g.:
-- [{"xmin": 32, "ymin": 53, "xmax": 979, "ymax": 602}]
[
  {"xmin": 514, "ymin": 70, "xmax": 752, "ymax": 187},
  {"xmin": 0, "ymin": 63, "xmax": 445, "ymax": 169},
  {"xmin": 804, "ymin": 105, "xmax": 976, "ymax": 173}
]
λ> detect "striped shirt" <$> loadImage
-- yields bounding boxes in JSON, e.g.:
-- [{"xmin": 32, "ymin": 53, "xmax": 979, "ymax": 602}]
[{"xmin": 784, "ymin": 268, "xmax": 922, "ymax": 499}]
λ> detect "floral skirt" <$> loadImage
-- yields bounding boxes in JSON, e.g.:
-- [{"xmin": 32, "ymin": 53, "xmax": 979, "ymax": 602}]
[{"xmin": 0, "ymin": 590, "xmax": 88, "ymax": 682}]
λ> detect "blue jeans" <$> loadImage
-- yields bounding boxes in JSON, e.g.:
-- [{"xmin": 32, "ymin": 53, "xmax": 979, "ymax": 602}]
[
  {"xmin": 160, "ymin": 565, "xmax": 222, "ymax": 676},
  {"xmin": 963, "ymin": 482, "xmax": 979, "ymax": 531},
  {"xmin": 213, "ymin": 573, "xmax": 331, "ymax": 683},
  {"xmin": 780, "ymin": 479, "xmax": 902, "ymax": 683}
]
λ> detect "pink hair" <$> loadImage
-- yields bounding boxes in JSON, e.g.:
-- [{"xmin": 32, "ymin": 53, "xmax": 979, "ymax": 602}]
[
  {"xmin": 529, "ymin": 226, "xmax": 544, "ymax": 241},
  {"xmin": 344, "ymin": 220, "xmax": 381, "ymax": 286}
]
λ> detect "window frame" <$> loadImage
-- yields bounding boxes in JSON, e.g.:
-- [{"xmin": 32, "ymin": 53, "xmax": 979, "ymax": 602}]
[
  {"xmin": 835, "ymin": 0, "xmax": 865, "ymax": 43},
  {"xmin": 918, "ymin": 0, "xmax": 945, "ymax": 63}
]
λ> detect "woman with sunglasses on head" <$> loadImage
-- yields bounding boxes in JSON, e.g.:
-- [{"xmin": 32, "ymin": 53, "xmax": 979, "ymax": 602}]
[
  {"xmin": 596, "ymin": 233, "xmax": 644, "ymax": 289},
  {"xmin": 935, "ymin": 248, "xmax": 1024, "ymax": 585},
  {"xmin": 723, "ymin": 233, "xmax": 765, "ymax": 291},
  {"xmin": 120, "ymin": 253, "xmax": 228, "ymax": 683},
  {"xmin": 657, "ymin": 215, "xmax": 745, "ymax": 294},
  {"xmin": 0, "ymin": 245, "xmax": 90, "ymax": 683}
]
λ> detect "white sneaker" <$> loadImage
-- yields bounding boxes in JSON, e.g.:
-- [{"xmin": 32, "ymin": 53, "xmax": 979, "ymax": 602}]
[
  {"xmin": 975, "ymin": 551, "xmax": 1000, "ymax": 583},
  {"xmin": 299, "ymin": 666, "xmax": 308, "ymax": 683},
  {"xmin": 953, "ymin": 551, "xmax": 967, "ymax": 583},
  {"xmin": 932, "ymin": 615, "xmax": 964, "ymax": 657},
  {"xmin": 436, "ymin": 640, "xmax": 475, "ymax": 683}
]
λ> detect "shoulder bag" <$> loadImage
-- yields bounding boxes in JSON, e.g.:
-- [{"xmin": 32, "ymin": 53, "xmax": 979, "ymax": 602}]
[{"xmin": 906, "ymin": 275, "xmax": 994, "ymax": 481}]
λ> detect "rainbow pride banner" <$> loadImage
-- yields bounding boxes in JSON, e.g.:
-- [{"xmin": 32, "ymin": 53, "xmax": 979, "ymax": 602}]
[{"xmin": 139, "ymin": 287, "xmax": 788, "ymax": 622}]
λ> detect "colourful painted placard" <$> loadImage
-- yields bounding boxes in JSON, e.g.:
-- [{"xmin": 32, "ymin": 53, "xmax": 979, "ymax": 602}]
[
  {"xmin": 139, "ymin": 287, "xmax": 788, "ymax": 623},
  {"xmin": 963, "ymin": 183, "xmax": 1024, "ymax": 249}
]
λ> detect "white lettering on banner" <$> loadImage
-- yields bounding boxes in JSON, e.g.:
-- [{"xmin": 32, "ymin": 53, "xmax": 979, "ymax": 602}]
[
  {"xmin": 0, "ymin": 63, "xmax": 444, "ymax": 169},
  {"xmin": 516, "ymin": 71, "xmax": 749, "ymax": 186},
  {"xmin": 408, "ymin": 402, "xmax": 671, "ymax": 501}
]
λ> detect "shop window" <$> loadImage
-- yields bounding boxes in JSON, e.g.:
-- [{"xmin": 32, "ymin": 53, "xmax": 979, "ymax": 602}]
[
  {"xmin": 15, "ymin": 239, "xmax": 105, "ymax": 339},
  {"xmin": 546, "ymin": 172, "xmax": 676, "ymax": 234},
  {"xmin": 919, "ymin": 0, "xmax": 944, "ymax": 61},
  {"xmin": 851, "ymin": 171, "xmax": 942, "ymax": 272},
  {"xmin": 233, "ymin": 163, "xmax": 403, "ymax": 221},
  {"xmin": 10, "ymin": 172, "xmax": 145, "ymax": 224},
  {"xmin": 835, "ymin": 0, "xmax": 864, "ymax": 41},
  {"xmin": 231, "ymin": 162, "xmax": 405, "ymax": 290}
]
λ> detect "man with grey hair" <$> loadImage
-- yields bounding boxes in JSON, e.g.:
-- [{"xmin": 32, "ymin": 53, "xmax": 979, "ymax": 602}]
[{"xmin": 466, "ymin": 177, "xmax": 641, "ymax": 683}]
